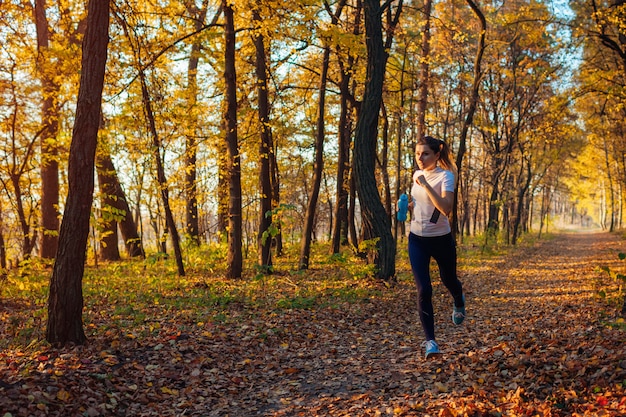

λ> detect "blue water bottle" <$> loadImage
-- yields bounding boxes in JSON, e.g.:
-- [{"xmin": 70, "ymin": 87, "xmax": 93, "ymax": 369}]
[{"xmin": 397, "ymin": 194, "xmax": 409, "ymax": 222}]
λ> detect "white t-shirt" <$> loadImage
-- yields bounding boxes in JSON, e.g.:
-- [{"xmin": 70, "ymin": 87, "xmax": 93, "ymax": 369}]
[{"xmin": 410, "ymin": 167, "xmax": 455, "ymax": 237}]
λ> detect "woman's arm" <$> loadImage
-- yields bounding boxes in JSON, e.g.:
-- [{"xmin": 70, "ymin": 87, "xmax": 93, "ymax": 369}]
[{"xmin": 416, "ymin": 174, "xmax": 454, "ymax": 216}]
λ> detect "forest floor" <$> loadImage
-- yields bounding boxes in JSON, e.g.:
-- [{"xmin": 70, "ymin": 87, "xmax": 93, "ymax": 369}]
[{"xmin": 1, "ymin": 231, "xmax": 626, "ymax": 416}]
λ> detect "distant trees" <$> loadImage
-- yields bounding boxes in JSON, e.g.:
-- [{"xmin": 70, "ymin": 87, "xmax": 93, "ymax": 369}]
[
  {"xmin": 96, "ymin": 146, "xmax": 145, "ymax": 259},
  {"xmin": 2, "ymin": 0, "xmax": 623, "ymax": 286},
  {"xmin": 568, "ymin": 0, "xmax": 626, "ymax": 230}
]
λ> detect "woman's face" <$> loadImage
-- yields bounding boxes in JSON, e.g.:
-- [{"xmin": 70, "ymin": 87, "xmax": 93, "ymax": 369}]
[{"xmin": 415, "ymin": 144, "xmax": 439, "ymax": 171}]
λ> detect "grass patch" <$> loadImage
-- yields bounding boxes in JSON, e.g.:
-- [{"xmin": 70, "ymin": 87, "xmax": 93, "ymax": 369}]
[
  {"xmin": 0, "ymin": 234, "xmax": 545, "ymax": 350},
  {"xmin": 0, "ymin": 242, "xmax": 389, "ymax": 350}
]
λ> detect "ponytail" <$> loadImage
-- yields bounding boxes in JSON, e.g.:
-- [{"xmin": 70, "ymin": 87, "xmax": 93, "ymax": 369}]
[{"xmin": 418, "ymin": 136, "xmax": 458, "ymax": 178}]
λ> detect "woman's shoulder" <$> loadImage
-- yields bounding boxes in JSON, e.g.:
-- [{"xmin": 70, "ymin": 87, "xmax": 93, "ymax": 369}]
[
  {"xmin": 430, "ymin": 166, "xmax": 452, "ymax": 177},
  {"xmin": 441, "ymin": 167, "xmax": 454, "ymax": 178},
  {"xmin": 431, "ymin": 167, "xmax": 455, "ymax": 186}
]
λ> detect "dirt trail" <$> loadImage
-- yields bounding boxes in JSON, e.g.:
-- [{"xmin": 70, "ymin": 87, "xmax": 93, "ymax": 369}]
[
  {"xmin": 449, "ymin": 231, "xmax": 624, "ymax": 357},
  {"xmin": 248, "ymin": 231, "xmax": 626, "ymax": 416},
  {"xmin": 2, "ymin": 232, "xmax": 625, "ymax": 416}
]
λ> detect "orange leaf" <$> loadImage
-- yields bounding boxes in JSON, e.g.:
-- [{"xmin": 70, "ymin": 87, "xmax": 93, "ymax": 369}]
[
  {"xmin": 57, "ymin": 389, "xmax": 71, "ymax": 402},
  {"xmin": 438, "ymin": 407, "xmax": 456, "ymax": 417},
  {"xmin": 160, "ymin": 387, "xmax": 179, "ymax": 395}
]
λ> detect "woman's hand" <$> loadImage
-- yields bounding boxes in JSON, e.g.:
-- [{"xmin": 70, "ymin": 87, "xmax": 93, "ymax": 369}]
[{"xmin": 415, "ymin": 174, "xmax": 454, "ymax": 216}]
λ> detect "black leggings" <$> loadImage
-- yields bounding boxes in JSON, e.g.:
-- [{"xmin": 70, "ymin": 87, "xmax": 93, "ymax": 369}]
[{"xmin": 408, "ymin": 232, "xmax": 464, "ymax": 341}]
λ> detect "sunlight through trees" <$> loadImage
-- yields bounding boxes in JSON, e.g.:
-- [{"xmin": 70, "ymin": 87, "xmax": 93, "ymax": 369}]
[{"xmin": 0, "ymin": 0, "xmax": 624, "ymax": 290}]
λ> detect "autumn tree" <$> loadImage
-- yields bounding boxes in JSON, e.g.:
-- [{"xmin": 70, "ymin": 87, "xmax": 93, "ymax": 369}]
[
  {"xmin": 112, "ymin": 4, "xmax": 187, "ymax": 276},
  {"xmin": 0, "ymin": 2, "xmax": 53, "ymax": 264},
  {"xmin": 46, "ymin": 0, "xmax": 110, "ymax": 345},
  {"xmin": 453, "ymin": 0, "xmax": 486, "ymax": 238},
  {"xmin": 458, "ymin": 1, "xmax": 567, "ymax": 244},
  {"xmin": 223, "ymin": 0, "xmax": 243, "ymax": 279},
  {"xmin": 250, "ymin": 2, "xmax": 275, "ymax": 272},
  {"xmin": 353, "ymin": 0, "xmax": 402, "ymax": 280},
  {"xmin": 415, "ymin": 0, "xmax": 433, "ymax": 143},
  {"xmin": 0, "ymin": 69, "xmax": 39, "ymax": 259},
  {"xmin": 32, "ymin": 0, "xmax": 83, "ymax": 259},
  {"xmin": 34, "ymin": 0, "xmax": 61, "ymax": 259},
  {"xmin": 331, "ymin": 0, "xmax": 362, "ymax": 253},
  {"xmin": 96, "ymin": 147, "xmax": 145, "ymax": 259},
  {"xmin": 298, "ymin": 2, "xmax": 341, "ymax": 270},
  {"xmin": 183, "ymin": 0, "xmax": 220, "ymax": 246},
  {"xmin": 569, "ymin": 0, "xmax": 626, "ymax": 232},
  {"xmin": 184, "ymin": 0, "xmax": 208, "ymax": 247}
]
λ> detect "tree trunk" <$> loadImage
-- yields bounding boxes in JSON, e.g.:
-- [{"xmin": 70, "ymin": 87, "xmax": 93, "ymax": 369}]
[
  {"xmin": 217, "ymin": 137, "xmax": 229, "ymax": 240},
  {"xmin": 415, "ymin": 0, "xmax": 432, "ymax": 142},
  {"xmin": 332, "ymin": 71, "xmax": 353, "ymax": 253},
  {"xmin": 185, "ymin": 94, "xmax": 200, "ymax": 246},
  {"xmin": 98, "ymin": 215, "xmax": 120, "ymax": 261},
  {"xmin": 453, "ymin": 0, "xmax": 486, "ymax": 236},
  {"xmin": 0, "ymin": 200, "xmax": 6, "ymax": 277},
  {"xmin": 224, "ymin": 1, "xmax": 242, "ymax": 279},
  {"xmin": 270, "ymin": 134, "xmax": 283, "ymax": 256},
  {"xmin": 96, "ymin": 144, "xmax": 120, "ymax": 262},
  {"xmin": 349, "ymin": 174, "xmax": 361, "ymax": 248},
  {"xmin": 331, "ymin": 0, "xmax": 358, "ymax": 254},
  {"xmin": 511, "ymin": 161, "xmax": 531, "ymax": 245},
  {"xmin": 299, "ymin": 45, "xmax": 330, "ymax": 270},
  {"xmin": 184, "ymin": 0, "xmax": 210, "ymax": 247},
  {"xmin": 537, "ymin": 186, "xmax": 546, "ymax": 238},
  {"xmin": 487, "ymin": 181, "xmax": 500, "ymax": 233},
  {"xmin": 96, "ymin": 152, "xmax": 145, "ymax": 258},
  {"xmin": 394, "ymin": 48, "xmax": 408, "ymax": 243},
  {"xmin": 46, "ymin": 0, "xmax": 110, "ymax": 346},
  {"xmin": 139, "ymin": 71, "xmax": 185, "ymax": 276},
  {"xmin": 603, "ymin": 138, "xmax": 616, "ymax": 232},
  {"xmin": 253, "ymin": 8, "xmax": 274, "ymax": 272},
  {"xmin": 34, "ymin": 0, "xmax": 60, "ymax": 259},
  {"xmin": 380, "ymin": 102, "xmax": 392, "ymax": 218},
  {"xmin": 11, "ymin": 172, "xmax": 37, "ymax": 258},
  {"xmin": 352, "ymin": 0, "xmax": 396, "ymax": 280}
]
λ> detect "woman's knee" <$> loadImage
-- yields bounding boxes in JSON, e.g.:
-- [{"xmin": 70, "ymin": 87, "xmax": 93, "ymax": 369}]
[{"xmin": 417, "ymin": 284, "xmax": 433, "ymax": 300}]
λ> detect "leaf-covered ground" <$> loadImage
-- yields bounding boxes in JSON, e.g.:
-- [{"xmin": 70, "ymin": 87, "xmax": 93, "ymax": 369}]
[{"xmin": 1, "ymin": 231, "xmax": 625, "ymax": 416}]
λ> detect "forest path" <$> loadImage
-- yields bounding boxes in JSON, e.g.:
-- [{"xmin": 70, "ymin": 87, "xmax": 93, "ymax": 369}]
[
  {"xmin": 246, "ymin": 231, "xmax": 626, "ymax": 416},
  {"xmin": 1, "ymin": 231, "xmax": 625, "ymax": 416}
]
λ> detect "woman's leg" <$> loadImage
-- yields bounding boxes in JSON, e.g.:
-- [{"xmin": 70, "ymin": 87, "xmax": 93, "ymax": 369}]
[
  {"xmin": 432, "ymin": 233, "xmax": 464, "ymax": 308},
  {"xmin": 408, "ymin": 233, "xmax": 436, "ymax": 341}
]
